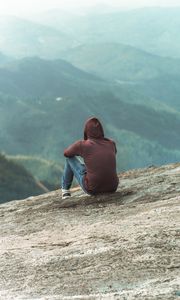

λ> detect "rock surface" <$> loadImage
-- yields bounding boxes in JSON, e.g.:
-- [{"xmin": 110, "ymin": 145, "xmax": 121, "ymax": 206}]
[{"xmin": 0, "ymin": 163, "xmax": 180, "ymax": 299}]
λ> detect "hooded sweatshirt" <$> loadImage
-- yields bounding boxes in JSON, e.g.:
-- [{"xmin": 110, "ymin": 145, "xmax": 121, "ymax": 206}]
[{"xmin": 64, "ymin": 117, "xmax": 119, "ymax": 194}]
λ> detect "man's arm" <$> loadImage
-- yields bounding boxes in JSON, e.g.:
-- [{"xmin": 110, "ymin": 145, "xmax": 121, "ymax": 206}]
[{"xmin": 64, "ymin": 140, "xmax": 83, "ymax": 157}]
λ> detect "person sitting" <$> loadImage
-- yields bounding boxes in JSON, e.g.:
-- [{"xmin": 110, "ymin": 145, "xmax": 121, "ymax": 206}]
[{"xmin": 61, "ymin": 117, "xmax": 119, "ymax": 199}]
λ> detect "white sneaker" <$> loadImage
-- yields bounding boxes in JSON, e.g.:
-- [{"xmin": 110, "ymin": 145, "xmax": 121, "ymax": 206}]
[{"xmin": 62, "ymin": 189, "xmax": 71, "ymax": 199}]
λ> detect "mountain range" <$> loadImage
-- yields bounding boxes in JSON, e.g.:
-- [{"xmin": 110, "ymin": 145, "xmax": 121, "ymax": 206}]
[
  {"xmin": 61, "ymin": 42, "xmax": 180, "ymax": 81},
  {"xmin": 2, "ymin": 8, "xmax": 180, "ymax": 59},
  {"xmin": 60, "ymin": 42, "xmax": 180, "ymax": 111},
  {"xmin": 28, "ymin": 7, "xmax": 180, "ymax": 58},
  {"xmin": 0, "ymin": 7, "xmax": 180, "ymax": 202},
  {"xmin": 0, "ymin": 16, "xmax": 74, "ymax": 59},
  {"xmin": 0, "ymin": 57, "xmax": 180, "ymax": 174},
  {"xmin": 0, "ymin": 56, "xmax": 101, "ymax": 97}
]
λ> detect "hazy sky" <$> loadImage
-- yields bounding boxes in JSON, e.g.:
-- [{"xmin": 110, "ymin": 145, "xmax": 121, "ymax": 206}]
[{"xmin": 0, "ymin": 0, "xmax": 180, "ymax": 16}]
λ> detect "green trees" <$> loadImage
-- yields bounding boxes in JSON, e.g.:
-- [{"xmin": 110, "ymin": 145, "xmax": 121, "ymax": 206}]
[{"xmin": 0, "ymin": 153, "xmax": 45, "ymax": 203}]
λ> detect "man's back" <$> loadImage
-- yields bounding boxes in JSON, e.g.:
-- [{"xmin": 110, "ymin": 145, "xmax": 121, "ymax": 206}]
[{"xmin": 81, "ymin": 138, "xmax": 119, "ymax": 194}]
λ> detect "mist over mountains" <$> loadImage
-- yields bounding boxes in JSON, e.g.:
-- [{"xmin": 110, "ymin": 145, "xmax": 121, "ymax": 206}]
[
  {"xmin": 28, "ymin": 7, "xmax": 180, "ymax": 58},
  {"xmin": 2, "ymin": 7, "xmax": 180, "ymax": 59},
  {"xmin": 0, "ymin": 16, "xmax": 75, "ymax": 59},
  {"xmin": 61, "ymin": 43, "xmax": 180, "ymax": 81},
  {"xmin": 0, "ymin": 57, "xmax": 102, "ymax": 97},
  {"xmin": 0, "ymin": 6, "xmax": 180, "ymax": 202}
]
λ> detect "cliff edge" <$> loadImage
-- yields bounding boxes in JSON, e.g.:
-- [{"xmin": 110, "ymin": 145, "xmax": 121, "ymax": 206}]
[{"xmin": 0, "ymin": 163, "xmax": 180, "ymax": 299}]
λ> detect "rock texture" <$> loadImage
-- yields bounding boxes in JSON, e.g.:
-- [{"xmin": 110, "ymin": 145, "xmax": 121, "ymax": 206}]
[{"xmin": 0, "ymin": 163, "xmax": 180, "ymax": 300}]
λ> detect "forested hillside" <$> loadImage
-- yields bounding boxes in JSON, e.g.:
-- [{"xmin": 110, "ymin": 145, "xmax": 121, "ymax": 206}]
[
  {"xmin": 0, "ymin": 153, "xmax": 46, "ymax": 203},
  {"xmin": 0, "ymin": 57, "xmax": 180, "ymax": 174},
  {"xmin": 61, "ymin": 42, "xmax": 180, "ymax": 111},
  {"xmin": 61, "ymin": 43, "xmax": 180, "ymax": 81},
  {"xmin": 7, "ymin": 155, "xmax": 64, "ymax": 190}
]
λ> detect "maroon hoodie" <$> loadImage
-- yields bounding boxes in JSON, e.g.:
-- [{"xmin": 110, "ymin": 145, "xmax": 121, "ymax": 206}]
[{"xmin": 64, "ymin": 117, "xmax": 119, "ymax": 194}]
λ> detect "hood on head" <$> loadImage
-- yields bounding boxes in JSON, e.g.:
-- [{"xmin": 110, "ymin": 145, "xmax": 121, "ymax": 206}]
[{"xmin": 84, "ymin": 117, "xmax": 104, "ymax": 140}]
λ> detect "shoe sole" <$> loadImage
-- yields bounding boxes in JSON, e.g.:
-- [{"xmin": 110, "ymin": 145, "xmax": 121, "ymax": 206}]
[{"xmin": 62, "ymin": 195, "xmax": 71, "ymax": 200}]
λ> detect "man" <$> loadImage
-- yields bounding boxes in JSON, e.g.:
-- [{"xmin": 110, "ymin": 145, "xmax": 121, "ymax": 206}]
[{"xmin": 61, "ymin": 117, "xmax": 119, "ymax": 199}]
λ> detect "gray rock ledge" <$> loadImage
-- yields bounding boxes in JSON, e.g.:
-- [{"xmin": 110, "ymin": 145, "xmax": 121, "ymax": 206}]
[{"xmin": 0, "ymin": 163, "xmax": 180, "ymax": 299}]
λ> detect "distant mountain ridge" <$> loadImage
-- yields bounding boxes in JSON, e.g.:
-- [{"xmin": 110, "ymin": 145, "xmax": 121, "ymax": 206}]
[
  {"xmin": 0, "ymin": 16, "xmax": 74, "ymax": 58},
  {"xmin": 61, "ymin": 42, "xmax": 180, "ymax": 111},
  {"xmin": 0, "ymin": 56, "xmax": 102, "ymax": 97},
  {"xmin": 2, "ymin": 8, "xmax": 180, "ymax": 59},
  {"xmin": 26, "ymin": 7, "xmax": 180, "ymax": 58},
  {"xmin": 0, "ymin": 57, "xmax": 180, "ymax": 174},
  {"xmin": 61, "ymin": 42, "xmax": 180, "ymax": 81}
]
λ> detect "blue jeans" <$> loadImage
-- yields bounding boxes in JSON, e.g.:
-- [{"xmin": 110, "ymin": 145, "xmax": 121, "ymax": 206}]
[{"xmin": 61, "ymin": 156, "xmax": 90, "ymax": 194}]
